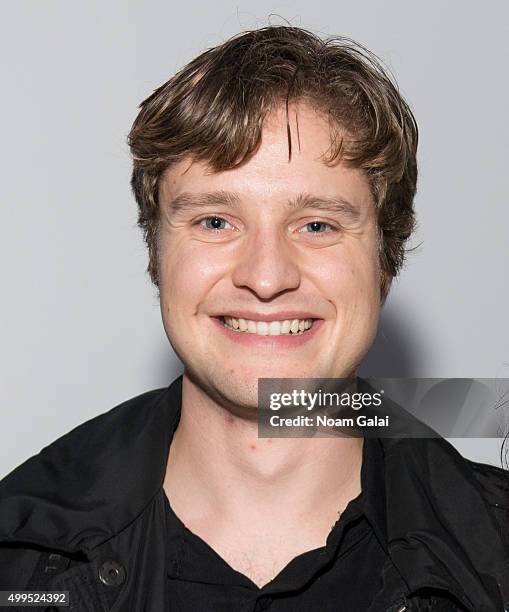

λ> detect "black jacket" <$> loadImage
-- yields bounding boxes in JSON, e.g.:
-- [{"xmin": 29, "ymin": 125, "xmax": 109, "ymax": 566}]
[{"xmin": 1, "ymin": 376, "xmax": 508, "ymax": 611}]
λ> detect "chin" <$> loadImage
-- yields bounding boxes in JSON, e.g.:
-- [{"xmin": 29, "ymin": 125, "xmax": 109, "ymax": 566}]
[{"xmin": 213, "ymin": 382, "xmax": 260, "ymax": 417}]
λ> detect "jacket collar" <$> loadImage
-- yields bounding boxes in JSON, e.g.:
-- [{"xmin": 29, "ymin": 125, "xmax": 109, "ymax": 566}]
[{"xmin": 0, "ymin": 375, "xmax": 507, "ymax": 609}]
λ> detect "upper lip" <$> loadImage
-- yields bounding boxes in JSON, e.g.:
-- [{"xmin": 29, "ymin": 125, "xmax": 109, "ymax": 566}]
[{"xmin": 214, "ymin": 311, "xmax": 321, "ymax": 322}]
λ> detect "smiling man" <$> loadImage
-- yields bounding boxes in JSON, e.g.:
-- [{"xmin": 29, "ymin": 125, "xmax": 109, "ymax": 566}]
[{"xmin": 1, "ymin": 25, "xmax": 508, "ymax": 612}]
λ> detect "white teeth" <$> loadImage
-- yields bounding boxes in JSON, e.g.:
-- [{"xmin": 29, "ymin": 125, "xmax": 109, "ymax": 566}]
[
  {"xmin": 257, "ymin": 321, "xmax": 269, "ymax": 335},
  {"xmin": 222, "ymin": 316, "xmax": 315, "ymax": 336},
  {"xmin": 268, "ymin": 321, "xmax": 281, "ymax": 335}
]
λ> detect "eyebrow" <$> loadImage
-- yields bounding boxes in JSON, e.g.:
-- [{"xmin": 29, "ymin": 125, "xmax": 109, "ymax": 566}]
[
  {"xmin": 167, "ymin": 190, "xmax": 363, "ymax": 223},
  {"xmin": 288, "ymin": 193, "xmax": 362, "ymax": 223},
  {"xmin": 168, "ymin": 190, "xmax": 241, "ymax": 215}
]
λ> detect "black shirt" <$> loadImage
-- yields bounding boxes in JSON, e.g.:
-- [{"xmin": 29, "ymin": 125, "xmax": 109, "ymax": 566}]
[{"xmin": 164, "ymin": 436, "xmax": 389, "ymax": 611}]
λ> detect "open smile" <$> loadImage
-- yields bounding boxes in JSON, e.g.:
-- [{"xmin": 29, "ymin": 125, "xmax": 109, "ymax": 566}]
[
  {"xmin": 223, "ymin": 316, "xmax": 314, "ymax": 336},
  {"xmin": 211, "ymin": 315, "xmax": 324, "ymax": 348}
]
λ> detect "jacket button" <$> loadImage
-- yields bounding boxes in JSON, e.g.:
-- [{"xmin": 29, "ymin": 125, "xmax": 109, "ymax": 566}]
[{"xmin": 98, "ymin": 559, "xmax": 126, "ymax": 586}]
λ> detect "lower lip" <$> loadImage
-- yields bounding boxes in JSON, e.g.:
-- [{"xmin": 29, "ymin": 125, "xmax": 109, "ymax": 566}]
[{"xmin": 211, "ymin": 317, "xmax": 324, "ymax": 348}]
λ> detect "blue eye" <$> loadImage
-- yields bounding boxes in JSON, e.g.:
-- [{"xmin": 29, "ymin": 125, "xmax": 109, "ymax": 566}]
[
  {"xmin": 304, "ymin": 222, "xmax": 332, "ymax": 233},
  {"xmin": 199, "ymin": 216, "xmax": 232, "ymax": 230}
]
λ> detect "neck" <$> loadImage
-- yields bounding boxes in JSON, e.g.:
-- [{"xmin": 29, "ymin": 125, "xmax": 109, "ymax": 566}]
[{"xmin": 164, "ymin": 372, "xmax": 364, "ymax": 531}]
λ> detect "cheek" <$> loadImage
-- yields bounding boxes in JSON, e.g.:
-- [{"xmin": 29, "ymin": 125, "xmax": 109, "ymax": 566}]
[
  {"xmin": 158, "ymin": 240, "xmax": 226, "ymax": 312},
  {"xmin": 313, "ymin": 245, "xmax": 380, "ymax": 302}
]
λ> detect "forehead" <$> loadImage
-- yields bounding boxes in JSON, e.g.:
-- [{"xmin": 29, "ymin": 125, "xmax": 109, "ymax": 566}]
[{"xmin": 158, "ymin": 103, "xmax": 373, "ymax": 210}]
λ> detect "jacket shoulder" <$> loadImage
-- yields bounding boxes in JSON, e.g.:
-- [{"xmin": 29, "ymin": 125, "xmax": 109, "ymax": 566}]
[
  {"xmin": 1, "ymin": 386, "xmax": 167, "ymax": 480},
  {"xmin": 0, "ymin": 385, "xmax": 173, "ymax": 544},
  {"xmin": 466, "ymin": 457, "xmax": 509, "ymax": 509},
  {"xmin": 466, "ymin": 457, "xmax": 509, "ymax": 553}
]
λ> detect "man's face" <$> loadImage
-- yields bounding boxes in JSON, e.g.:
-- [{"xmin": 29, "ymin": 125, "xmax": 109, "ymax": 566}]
[{"xmin": 157, "ymin": 104, "xmax": 382, "ymax": 411}]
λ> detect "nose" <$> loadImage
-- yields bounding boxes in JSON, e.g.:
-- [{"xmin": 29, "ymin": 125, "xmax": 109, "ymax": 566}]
[{"xmin": 231, "ymin": 227, "xmax": 301, "ymax": 299}]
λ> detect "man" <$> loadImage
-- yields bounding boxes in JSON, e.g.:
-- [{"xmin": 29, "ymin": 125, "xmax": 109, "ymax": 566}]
[{"xmin": 1, "ymin": 25, "xmax": 508, "ymax": 611}]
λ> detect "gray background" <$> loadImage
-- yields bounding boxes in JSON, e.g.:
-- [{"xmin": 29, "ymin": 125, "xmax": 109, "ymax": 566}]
[{"xmin": 1, "ymin": 1, "xmax": 508, "ymax": 478}]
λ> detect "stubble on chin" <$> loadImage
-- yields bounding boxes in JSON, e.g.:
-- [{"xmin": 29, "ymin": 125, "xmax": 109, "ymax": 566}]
[{"xmin": 185, "ymin": 364, "xmax": 261, "ymax": 421}]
